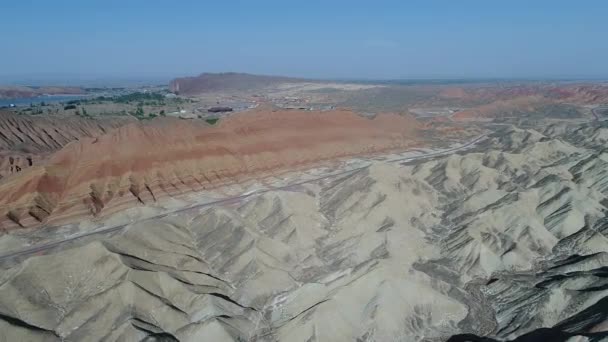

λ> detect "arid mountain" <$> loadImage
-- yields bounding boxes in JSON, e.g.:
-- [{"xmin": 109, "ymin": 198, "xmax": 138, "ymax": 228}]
[
  {"xmin": 169, "ymin": 72, "xmax": 308, "ymax": 95},
  {"xmin": 0, "ymin": 86, "xmax": 85, "ymax": 99},
  {"xmin": 0, "ymin": 108, "xmax": 419, "ymax": 230},
  {"xmin": 0, "ymin": 111, "xmax": 134, "ymax": 179},
  {"xmin": 1, "ymin": 119, "xmax": 607, "ymax": 341}
]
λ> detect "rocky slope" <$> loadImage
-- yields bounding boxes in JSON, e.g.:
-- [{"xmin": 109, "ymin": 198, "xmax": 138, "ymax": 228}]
[
  {"xmin": 0, "ymin": 108, "xmax": 419, "ymax": 230},
  {"xmin": 0, "ymin": 111, "xmax": 134, "ymax": 178},
  {"xmin": 1, "ymin": 120, "xmax": 608, "ymax": 341}
]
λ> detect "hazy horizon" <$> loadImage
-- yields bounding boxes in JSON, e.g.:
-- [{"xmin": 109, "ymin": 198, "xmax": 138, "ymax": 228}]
[
  {"xmin": 2, "ymin": 0, "xmax": 608, "ymax": 85},
  {"xmin": 3, "ymin": 73, "xmax": 608, "ymax": 88}
]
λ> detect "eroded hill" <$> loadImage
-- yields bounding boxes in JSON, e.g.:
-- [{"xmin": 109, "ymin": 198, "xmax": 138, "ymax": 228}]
[
  {"xmin": 1, "ymin": 118, "xmax": 608, "ymax": 341},
  {"xmin": 0, "ymin": 108, "xmax": 419, "ymax": 230},
  {"xmin": 0, "ymin": 111, "xmax": 134, "ymax": 179}
]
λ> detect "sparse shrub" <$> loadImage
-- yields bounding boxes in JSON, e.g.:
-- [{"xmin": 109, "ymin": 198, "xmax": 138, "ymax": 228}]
[{"xmin": 205, "ymin": 118, "xmax": 219, "ymax": 125}]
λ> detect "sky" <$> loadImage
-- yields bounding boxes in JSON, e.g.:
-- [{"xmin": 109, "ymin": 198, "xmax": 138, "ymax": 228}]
[{"xmin": 1, "ymin": 0, "xmax": 607, "ymax": 84}]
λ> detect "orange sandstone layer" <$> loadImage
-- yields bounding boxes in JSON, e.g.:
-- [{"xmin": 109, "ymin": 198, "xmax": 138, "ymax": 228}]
[{"xmin": 0, "ymin": 108, "xmax": 419, "ymax": 231}]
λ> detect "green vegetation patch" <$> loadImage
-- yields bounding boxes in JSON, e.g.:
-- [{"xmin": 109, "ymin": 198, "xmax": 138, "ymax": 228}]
[
  {"xmin": 114, "ymin": 92, "xmax": 165, "ymax": 104},
  {"xmin": 205, "ymin": 118, "xmax": 219, "ymax": 125}
]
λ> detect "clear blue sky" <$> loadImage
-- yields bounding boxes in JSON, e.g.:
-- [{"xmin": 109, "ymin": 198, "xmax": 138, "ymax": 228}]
[{"xmin": 1, "ymin": 0, "xmax": 607, "ymax": 84}]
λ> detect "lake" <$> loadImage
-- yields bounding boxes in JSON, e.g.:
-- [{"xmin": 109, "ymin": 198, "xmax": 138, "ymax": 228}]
[{"xmin": 0, "ymin": 95, "xmax": 89, "ymax": 108}]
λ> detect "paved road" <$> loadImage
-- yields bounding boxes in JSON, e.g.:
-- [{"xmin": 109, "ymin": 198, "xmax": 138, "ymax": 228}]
[
  {"xmin": 0, "ymin": 135, "xmax": 487, "ymax": 262},
  {"xmin": 393, "ymin": 134, "xmax": 487, "ymax": 164}
]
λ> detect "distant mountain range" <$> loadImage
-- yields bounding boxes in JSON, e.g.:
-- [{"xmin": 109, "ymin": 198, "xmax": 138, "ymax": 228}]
[{"xmin": 0, "ymin": 86, "xmax": 85, "ymax": 99}]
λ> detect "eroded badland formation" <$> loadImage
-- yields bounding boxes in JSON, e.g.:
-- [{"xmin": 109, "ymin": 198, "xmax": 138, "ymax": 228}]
[
  {"xmin": 0, "ymin": 107, "xmax": 418, "ymax": 229},
  {"xmin": 1, "ymin": 74, "xmax": 608, "ymax": 341}
]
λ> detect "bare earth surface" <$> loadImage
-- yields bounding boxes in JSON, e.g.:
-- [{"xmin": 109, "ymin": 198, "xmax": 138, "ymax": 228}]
[
  {"xmin": 1, "ymin": 120, "xmax": 608, "ymax": 341},
  {"xmin": 0, "ymin": 111, "xmax": 134, "ymax": 179}
]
